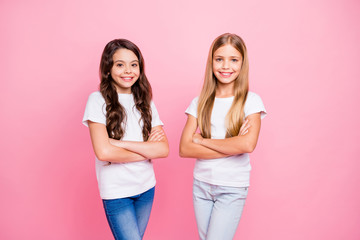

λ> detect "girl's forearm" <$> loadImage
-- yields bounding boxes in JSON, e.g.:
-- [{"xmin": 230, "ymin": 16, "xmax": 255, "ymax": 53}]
[
  {"xmin": 89, "ymin": 122, "xmax": 147, "ymax": 163},
  {"xmin": 200, "ymin": 136, "xmax": 254, "ymax": 155},
  {"xmin": 179, "ymin": 141, "xmax": 229, "ymax": 159},
  {"xmin": 110, "ymin": 140, "xmax": 169, "ymax": 159},
  {"xmin": 103, "ymin": 146, "xmax": 147, "ymax": 163},
  {"xmin": 194, "ymin": 114, "xmax": 261, "ymax": 155}
]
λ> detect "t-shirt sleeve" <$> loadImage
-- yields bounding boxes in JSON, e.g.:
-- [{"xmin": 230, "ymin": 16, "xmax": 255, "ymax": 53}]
[
  {"xmin": 82, "ymin": 92, "xmax": 107, "ymax": 127},
  {"xmin": 150, "ymin": 101, "xmax": 164, "ymax": 127},
  {"xmin": 244, "ymin": 92, "xmax": 267, "ymax": 119},
  {"xmin": 185, "ymin": 97, "xmax": 199, "ymax": 118}
]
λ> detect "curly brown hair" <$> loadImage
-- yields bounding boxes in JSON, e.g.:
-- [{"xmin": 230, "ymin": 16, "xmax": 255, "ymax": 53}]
[{"xmin": 99, "ymin": 39, "xmax": 152, "ymax": 141}]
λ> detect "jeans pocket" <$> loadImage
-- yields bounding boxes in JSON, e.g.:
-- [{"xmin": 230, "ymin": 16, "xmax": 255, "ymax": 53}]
[{"xmin": 219, "ymin": 185, "xmax": 249, "ymax": 199}]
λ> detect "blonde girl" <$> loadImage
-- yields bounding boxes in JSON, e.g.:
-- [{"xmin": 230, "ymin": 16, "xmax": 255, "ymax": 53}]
[
  {"xmin": 83, "ymin": 39, "xmax": 169, "ymax": 240},
  {"xmin": 180, "ymin": 33, "xmax": 267, "ymax": 240}
]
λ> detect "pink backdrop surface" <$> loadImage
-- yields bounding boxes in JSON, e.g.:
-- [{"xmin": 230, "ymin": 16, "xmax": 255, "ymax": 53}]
[{"xmin": 1, "ymin": 0, "xmax": 360, "ymax": 239}]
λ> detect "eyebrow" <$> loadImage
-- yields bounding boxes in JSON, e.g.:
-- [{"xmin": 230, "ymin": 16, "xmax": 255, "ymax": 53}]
[
  {"xmin": 214, "ymin": 55, "xmax": 241, "ymax": 58},
  {"xmin": 114, "ymin": 60, "xmax": 139, "ymax": 63}
]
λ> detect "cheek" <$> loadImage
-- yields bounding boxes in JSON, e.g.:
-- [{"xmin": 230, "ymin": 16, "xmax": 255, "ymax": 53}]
[
  {"xmin": 212, "ymin": 63, "xmax": 220, "ymax": 71},
  {"xmin": 233, "ymin": 63, "xmax": 242, "ymax": 72},
  {"xmin": 110, "ymin": 67, "xmax": 119, "ymax": 76},
  {"xmin": 134, "ymin": 68, "xmax": 140, "ymax": 76}
]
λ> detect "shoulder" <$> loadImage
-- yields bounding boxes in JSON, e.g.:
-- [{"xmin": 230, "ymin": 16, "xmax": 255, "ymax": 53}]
[
  {"xmin": 149, "ymin": 100, "xmax": 161, "ymax": 115},
  {"xmin": 87, "ymin": 91, "xmax": 105, "ymax": 103},
  {"xmin": 149, "ymin": 100, "xmax": 158, "ymax": 111},
  {"xmin": 247, "ymin": 91, "xmax": 261, "ymax": 100},
  {"xmin": 88, "ymin": 91, "xmax": 104, "ymax": 100},
  {"xmin": 149, "ymin": 99, "xmax": 164, "ymax": 125},
  {"xmin": 85, "ymin": 91, "xmax": 106, "ymax": 110},
  {"xmin": 190, "ymin": 96, "xmax": 199, "ymax": 105},
  {"xmin": 245, "ymin": 91, "xmax": 264, "ymax": 105},
  {"xmin": 185, "ymin": 96, "xmax": 199, "ymax": 117},
  {"xmin": 187, "ymin": 96, "xmax": 200, "ymax": 110},
  {"xmin": 83, "ymin": 91, "xmax": 107, "ymax": 126},
  {"xmin": 244, "ymin": 91, "xmax": 267, "ymax": 118}
]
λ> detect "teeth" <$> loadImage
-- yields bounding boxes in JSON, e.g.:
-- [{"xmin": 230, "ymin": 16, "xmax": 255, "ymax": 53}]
[{"xmin": 222, "ymin": 73, "xmax": 231, "ymax": 76}]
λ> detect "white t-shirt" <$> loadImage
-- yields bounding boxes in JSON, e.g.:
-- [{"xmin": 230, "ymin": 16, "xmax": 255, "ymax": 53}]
[
  {"xmin": 82, "ymin": 91, "xmax": 163, "ymax": 199},
  {"xmin": 185, "ymin": 91, "xmax": 267, "ymax": 187}
]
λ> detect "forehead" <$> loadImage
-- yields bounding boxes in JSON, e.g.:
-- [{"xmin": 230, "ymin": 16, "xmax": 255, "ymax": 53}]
[
  {"xmin": 214, "ymin": 44, "xmax": 241, "ymax": 57},
  {"xmin": 113, "ymin": 48, "xmax": 139, "ymax": 61}
]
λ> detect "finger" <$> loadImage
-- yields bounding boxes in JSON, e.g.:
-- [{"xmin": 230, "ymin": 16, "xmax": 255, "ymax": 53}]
[
  {"xmin": 151, "ymin": 131, "xmax": 164, "ymax": 139},
  {"xmin": 149, "ymin": 131, "xmax": 164, "ymax": 141},
  {"xmin": 241, "ymin": 124, "xmax": 251, "ymax": 133},
  {"xmin": 241, "ymin": 129, "xmax": 249, "ymax": 136},
  {"xmin": 154, "ymin": 135, "xmax": 165, "ymax": 141},
  {"xmin": 240, "ymin": 125, "xmax": 250, "ymax": 135},
  {"xmin": 239, "ymin": 120, "xmax": 248, "ymax": 136},
  {"xmin": 149, "ymin": 134, "xmax": 160, "ymax": 141},
  {"xmin": 149, "ymin": 129, "xmax": 161, "ymax": 136},
  {"xmin": 148, "ymin": 133, "xmax": 158, "ymax": 141},
  {"xmin": 240, "ymin": 119, "xmax": 249, "ymax": 132},
  {"xmin": 152, "ymin": 131, "xmax": 164, "ymax": 138},
  {"xmin": 149, "ymin": 130, "xmax": 162, "ymax": 139}
]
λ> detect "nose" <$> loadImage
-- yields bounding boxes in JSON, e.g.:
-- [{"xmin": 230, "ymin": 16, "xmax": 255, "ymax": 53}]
[
  {"xmin": 124, "ymin": 65, "xmax": 132, "ymax": 74},
  {"xmin": 222, "ymin": 60, "xmax": 229, "ymax": 69}
]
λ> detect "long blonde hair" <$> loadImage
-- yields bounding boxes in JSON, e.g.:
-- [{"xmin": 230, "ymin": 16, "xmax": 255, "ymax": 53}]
[{"xmin": 197, "ymin": 33, "xmax": 249, "ymax": 138}]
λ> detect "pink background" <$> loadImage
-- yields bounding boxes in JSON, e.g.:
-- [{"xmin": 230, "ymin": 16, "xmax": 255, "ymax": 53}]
[{"xmin": 1, "ymin": 0, "xmax": 360, "ymax": 239}]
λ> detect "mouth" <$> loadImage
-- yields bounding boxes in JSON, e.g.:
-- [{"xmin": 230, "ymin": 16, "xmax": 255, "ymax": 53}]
[
  {"xmin": 121, "ymin": 77, "xmax": 134, "ymax": 82},
  {"xmin": 219, "ymin": 72, "xmax": 233, "ymax": 78}
]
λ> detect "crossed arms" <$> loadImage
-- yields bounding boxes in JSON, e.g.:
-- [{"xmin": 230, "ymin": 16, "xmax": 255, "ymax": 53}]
[
  {"xmin": 88, "ymin": 122, "xmax": 169, "ymax": 163},
  {"xmin": 179, "ymin": 113, "xmax": 261, "ymax": 159}
]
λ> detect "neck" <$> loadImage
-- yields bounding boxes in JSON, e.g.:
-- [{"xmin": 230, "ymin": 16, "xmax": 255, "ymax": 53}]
[{"xmin": 215, "ymin": 82, "xmax": 234, "ymax": 98}]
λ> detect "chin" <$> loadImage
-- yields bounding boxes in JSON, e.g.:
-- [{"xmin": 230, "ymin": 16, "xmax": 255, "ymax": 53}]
[{"xmin": 218, "ymin": 79, "xmax": 236, "ymax": 84}]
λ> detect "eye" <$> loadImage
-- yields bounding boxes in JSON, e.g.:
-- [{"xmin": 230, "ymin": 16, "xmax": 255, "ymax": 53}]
[
  {"xmin": 116, "ymin": 63, "xmax": 123, "ymax": 67},
  {"xmin": 132, "ymin": 63, "xmax": 138, "ymax": 67},
  {"xmin": 215, "ymin": 58, "xmax": 222, "ymax": 62},
  {"xmin": 231, "ymin": 59, "xmax": 239, "ymax": 62}
]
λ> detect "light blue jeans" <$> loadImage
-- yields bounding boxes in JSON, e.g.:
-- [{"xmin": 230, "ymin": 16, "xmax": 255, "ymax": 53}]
[
  {"xmin": 193, "ymin": 179, "xmax": 248, "ymax": 240},
  {"xmin": 102, "ymin": 187, "xmax": 155, "ymax": 240}
]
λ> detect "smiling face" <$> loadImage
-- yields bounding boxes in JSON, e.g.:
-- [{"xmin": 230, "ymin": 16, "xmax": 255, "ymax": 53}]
[
  {"xmin": 110, "ymin": 48, "xmax": 140, "ymax": 93},
  {"xmin": 212, "ymin": 44, "xmax": 242, "ymax": 87}
]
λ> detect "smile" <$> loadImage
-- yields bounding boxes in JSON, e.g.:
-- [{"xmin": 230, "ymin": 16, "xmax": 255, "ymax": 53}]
[
  {"xmin": 121, "ymin": 77, "xmax": 134, "ymax": 82},
  {"xmin": 219, "ymin": 72, "xmax": 233, "ymax": 78}
]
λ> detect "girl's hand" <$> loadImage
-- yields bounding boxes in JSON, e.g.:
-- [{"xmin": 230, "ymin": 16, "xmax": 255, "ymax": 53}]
[
  {"xmin": 193, "ymin": 133, "xmax": 204, "ymax": 144},
  {"xmin": 239, "ymin": 119, "xmax": 251, "ymax": 136},
  {"xmin": 148, "ymin": 129, "xmax": 165, "ymax": 142}
]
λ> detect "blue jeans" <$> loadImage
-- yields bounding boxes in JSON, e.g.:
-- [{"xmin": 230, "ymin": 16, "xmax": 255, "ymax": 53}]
[
  {"xmin": 193, "ymin": 179, "xmax": 248, "ymax": 240},
  {"xmin": 102, "ymin": 187, "xmax": 155, "ymax": 240}
]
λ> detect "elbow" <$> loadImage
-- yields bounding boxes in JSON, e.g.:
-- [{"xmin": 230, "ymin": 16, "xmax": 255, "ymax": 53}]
[
  {"xmin": 179, "ymin": 145, "xmax": 189, "ymax": 158},
  {"xmin": 151, "ymin": 144, "xmax": 169, "ymax": 159},
  {"xmin": 95, "ymin": 148, "xmax": 111, "ymax": 162},
  {"xmin": 245, "ymin": 142, "xmax": 257, "ymax": 153},
  {"xmin": 159, "ymin": 142, "xmax": 170, "ymax": 158},
  {"xmin": 159, "ymin": 147, "xmax": 169, "ymax": 158}
]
